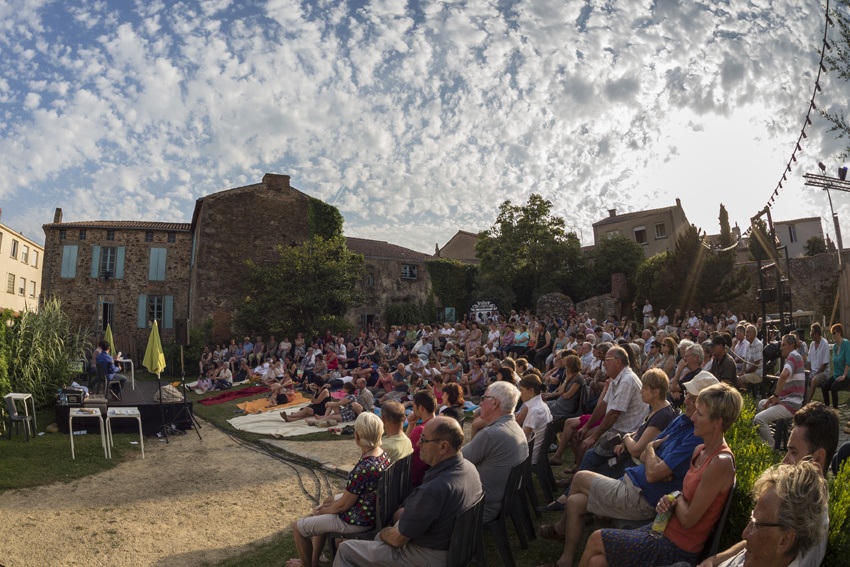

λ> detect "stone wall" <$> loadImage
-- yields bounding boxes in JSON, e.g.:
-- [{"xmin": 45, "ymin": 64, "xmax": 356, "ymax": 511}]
[
  {"xmin": 720, "ymin": 252, "xmax": 840, "ymax": 325},
  {"xmin": 576, "ymin": 294, "xmax": 622, "ymax": 322},
  {"xmin": 536, "ymin": 293, "xmax": 574, "ymax": 319},
  {"xmin": 189, "ymin": 174, "xmax": 311, "ymax": 341}
]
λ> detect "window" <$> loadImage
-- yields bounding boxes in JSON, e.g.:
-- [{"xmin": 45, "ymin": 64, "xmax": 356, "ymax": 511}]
[
  {"xmin": 167, "ymin": 232, "xmax": 176, "ymax": 243},
  {"xmin": 29, "ymin": 280, "xmax": 35, "ymax": 298},
  {"xmin": 106, "ymin": 230, "xmax": 115, "ymax": 241},
  {"xmin": 21, "ymin": 245, "xmax": 28, "ymax": 264},
  {"xmin": 61, "ymin": 245, "xmax": 79, "ymax": 278},
  {"xmin": 138, "ymin": 294, "xmax": 173, "ymax": 328},
  {"xmin": 145, "ymin": 231, "xmax": 153, "ymax": 242},
  {"xmin": 10, "ymin": 239, "xmax": 18, "ymax": 258},
  {"xmin": 148, "ymin": 248, "xmax": 167, "ymax": 281},
  {"xmin": 18, "ymin": 278, "xmax": 25, "ymax": 296},
  {"xmin": 401, "ymin": 264, "xmax": 418, "ymax": 279},
  {"xmin": 101, "ymin": 247, "xmax": 116, "ymax": 278},
  {"xmin": 79, "ymin": 230, "xmax": 86, "ymax": 240},
  {"xmin": 97, "ymin": 295, "xmax": 115, "ymax": 332},
  {"xmin": 634, "ymin": 226, "xmax": 647, "ymax": 244},
  {"xmin": 31, "ymin": 250, "xmax": 38, "ymax": 268},
  {"xmin": 6, "ymin": 274, "xmax": 14, "ymax": 294},
  {"xmin": 655, "ymin": 223, "xmax": 667, "ymax": 239},
  {"xmin": 90, "ymin": 246, "xmax": 124, "ymax": 279},
  {"xmin": 59, "ymin": 230, "xmax": 66, "ymax": 240},
  {"xmin": 788, "ymin": 224, "xmax": 798, "ymax": 243},
  {"xmin": 367, "ymin": 272, "xmax": 375, "ymax": 287},
  {"xmin": 606, "ymin": 230, "xmax": 621, "ymax": 238}
]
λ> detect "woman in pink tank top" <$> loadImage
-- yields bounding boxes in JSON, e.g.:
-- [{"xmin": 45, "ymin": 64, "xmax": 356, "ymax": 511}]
[{"xmin": 578, "ymin": 383, "xmax": 742, "ymax": 567}]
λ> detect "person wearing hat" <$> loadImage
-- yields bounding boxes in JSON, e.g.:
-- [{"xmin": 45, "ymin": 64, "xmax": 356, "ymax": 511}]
[
  {"xmin": 708, "ymin": 335, "xmax": 737, "ymax": 385},
  {"xmin": 538, "ymin": 372, "xmax": 720, "ymax": 567}
]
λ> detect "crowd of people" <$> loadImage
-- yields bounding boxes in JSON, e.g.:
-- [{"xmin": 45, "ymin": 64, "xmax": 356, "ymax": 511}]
[{"xmin": 198, "ymin": 306, "xmax": 845, "ymax": 567}]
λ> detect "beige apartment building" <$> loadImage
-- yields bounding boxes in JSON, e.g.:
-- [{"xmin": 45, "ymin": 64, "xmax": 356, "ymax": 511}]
[
  {"xmin": 592, "ymin": 198, "xmax": 690, "ymax": 257},
  {"xmin": 0, "ymin": 218, "xmax": 43, "ymax": 312}
]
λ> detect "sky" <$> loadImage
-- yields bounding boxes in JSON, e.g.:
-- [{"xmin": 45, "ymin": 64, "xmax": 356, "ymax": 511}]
[{"xmin": 1, "ymin": 0, "xmax": 849, "ymax": 254}]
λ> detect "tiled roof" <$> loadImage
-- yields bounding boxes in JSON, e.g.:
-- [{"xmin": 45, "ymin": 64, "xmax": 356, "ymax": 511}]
[
  {"xmin": 43, "ymin": 220, "xmax": 191, "ymax": 231},
  {"xmin": 773, "ymin": 217, "xmax": 821, "ymax": 225},
  {"xmin": 346, "ymin": 237, "xmax": 433, "ymax": 261},
  {"xmin": 593, "ymin": 204, "xmax": 680, "ymax": 227}
]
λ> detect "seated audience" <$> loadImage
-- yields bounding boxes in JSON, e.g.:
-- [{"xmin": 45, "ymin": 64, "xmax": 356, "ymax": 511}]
[
  {"xmin": 753, "ymin": 334, "xmax": 805, "ymax": 446},
  {"xmin": 438, "ymin": 383, "xmax": 466, "ymax": 423},
  {"xmin": 379, "ymin": 400, "xmax": 413, "ymax": 463},
  {"xmin": 281, "ymin": 377, "xmax": 331, "ymax": 422},
  {"xmin": 517, "ymin": 375, "xmax": 553, "ymax": 465},
  {"xmin": 576, "ymin": 383, "xmax": 742, "ymax": 567}
]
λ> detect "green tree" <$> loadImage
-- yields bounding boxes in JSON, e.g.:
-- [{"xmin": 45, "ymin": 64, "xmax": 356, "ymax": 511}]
[
  {"xmin": 719, "ymin": 203, "xmax": 733, "ymax": 247},
  {"xmin": 748, "ymin": 218, "xmax": 775, "ymax": 262},
  {"xmin": 805, "ymin": 235, "xmax": 828, "ymax": 256},
  {"xmin": 583, "ymin": 233, "xmax": 645, "ymax": 298},
  {"xmin": 636, "ymin": 219, "xmax": 750, "ymax": 311},
  {"xmin": 233, "ymin": 236, "xmax": 365, "ymax": 339},
  {"xmin": 823, "ymin": 0, "xmax": 850, "ymax": 157},
  {"xmin": 476, "ymin": 194, "xmax": 583, "ymax": 309}
]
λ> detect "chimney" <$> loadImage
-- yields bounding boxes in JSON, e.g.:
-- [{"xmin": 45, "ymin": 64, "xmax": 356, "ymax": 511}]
[
  {"xmin": 435, "ymin": 243, "xmax": 440, "ymax": 257},
  {"xmin": 608, "ymin": 208, "xmax": 617, "ymax": 218},
  {"xmin": 675, "ymin": 198, "xmax": 681, "ymax": 208},
  {"xmin": 54, "ymin": 208, "xmax": 63, "ymax": 224},
  {"xmin": 262, "ymin": 173, "xmax": 291, "ymax": 191}
]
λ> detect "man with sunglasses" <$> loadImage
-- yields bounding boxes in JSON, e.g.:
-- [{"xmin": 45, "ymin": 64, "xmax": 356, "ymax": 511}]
[
  {"xmin": 698, "ymin": 402, "xmax": 837, "ymax": 567},
  {"xmin": 334, "ymin": 416, "xmax": 482, "ymax": 567}
]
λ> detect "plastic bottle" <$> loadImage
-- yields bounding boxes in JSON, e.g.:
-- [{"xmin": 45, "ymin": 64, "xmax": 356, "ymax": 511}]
[{"xmin": 650, "ymin": 491, "xmax": 680, "ymax": 538}]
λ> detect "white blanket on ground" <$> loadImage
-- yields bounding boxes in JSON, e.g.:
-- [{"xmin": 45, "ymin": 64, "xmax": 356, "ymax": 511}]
[{"xmin": 227, "ymin": 403, "xmax": 332, "ymax": 437}]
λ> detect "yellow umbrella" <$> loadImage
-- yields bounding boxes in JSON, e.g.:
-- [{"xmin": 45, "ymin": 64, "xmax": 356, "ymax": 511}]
[
  {"xmin": 143, "ymin": 320, "xmax": 167, "ymax": 377},
  {"xmin": 104, "ymin": 324, "xmax": 117, "ymax": 357}
]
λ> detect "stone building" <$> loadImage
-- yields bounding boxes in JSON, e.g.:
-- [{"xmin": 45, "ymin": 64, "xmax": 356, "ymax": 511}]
[
  {"xmin": 437, "ymin": 230, "xmax": 480, "ymax": 263},
  {"xmin": 0, "ymin": 212, "xmax": 44, "ymax": 313},
  {"xmin": 41, "ymin": 210, "xmax": 191, "ymax": 355},
  {"xmin": 347, "ymin": 237, "xmax": 432, "ymax": 330},
  {"xmin": 592, "ymin": 198, "xmax": 690, "ymax": 258},
  {"xmin": 42, "ymin": 174, "xmax": 433, "ymax": 352}
]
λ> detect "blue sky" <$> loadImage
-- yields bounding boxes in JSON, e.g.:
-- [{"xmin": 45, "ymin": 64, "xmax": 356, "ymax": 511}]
[{"xmin": 1, "ymin": 0, "xmax": 849, "ymax": 253}]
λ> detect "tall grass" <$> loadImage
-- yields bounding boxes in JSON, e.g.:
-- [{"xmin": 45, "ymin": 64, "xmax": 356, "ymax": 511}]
[{"xmin": 0, "ymin": 298, "xmax": 90, "ymax": 408}]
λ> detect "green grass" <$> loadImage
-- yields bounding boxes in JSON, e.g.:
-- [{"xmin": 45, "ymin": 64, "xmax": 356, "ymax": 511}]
[{"xmin": 1, "ymin": 408, "xmax": 129, "ymax": 491}]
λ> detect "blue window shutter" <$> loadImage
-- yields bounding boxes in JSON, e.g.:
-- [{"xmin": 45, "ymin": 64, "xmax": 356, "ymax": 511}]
[
  {"xmin": 137, "ymin": 295, "xmax": 147, "ymax": 328},
  {"xmin": 115, "ymin": 247, "xmax": 125, "ymax": 279},
  {"xmin": 164, "ymin": 295, "xmax": 174, "ymax": 329},
  {"xmin": 158, "ymin": 248, "xmax": 167, "ymax": 280},
  {"xmin": 61, "ymin": 245, "xmax": 78, "ymax": 278},
  {"xmin": 148, "ymin": 250, "xmax": 157, "ymax": 280},
  {"xmin": 90, "ymin": 245, "xmax": 101, "ymax": 278}
]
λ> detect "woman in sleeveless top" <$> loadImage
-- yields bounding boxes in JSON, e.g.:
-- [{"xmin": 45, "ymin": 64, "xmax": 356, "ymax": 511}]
[
  {"xmin": 281, "ymin": 376, "xmax": 331, "ymax": 422},
  {"xmin": 579, "ymin": 383, "xmax": 742, "ymax": 567}
]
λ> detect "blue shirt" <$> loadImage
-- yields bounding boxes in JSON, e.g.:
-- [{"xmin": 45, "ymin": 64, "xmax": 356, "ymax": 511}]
[
  {"xmin": 624, "ymin": 412, "xmax": 702, "ymax": 506},
  {"xmin": 95, "ymin": 351, "xmax": 120, "ymax": 381}
]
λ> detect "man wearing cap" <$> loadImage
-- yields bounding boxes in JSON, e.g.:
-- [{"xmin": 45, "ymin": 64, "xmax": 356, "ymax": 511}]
[
  {"xmin": 539, "ymin": 372, "xmax": 720, "ymax": 567},
  {"xmin": 708, "ymin": 335, "xmax": 737, "ymax": 385}
]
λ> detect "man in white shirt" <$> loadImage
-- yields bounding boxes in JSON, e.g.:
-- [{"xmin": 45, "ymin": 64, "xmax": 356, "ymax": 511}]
[
  {"xmin": 656, "ymin": 309, "xmax": 669, "ymax": 329},
  {"xmin": 737, "ymin": 324, "xmax": 764, "ymax": 389},
  {"xmin": 806, "ymin": 323, "xmax": 832, "ymax": 404}
]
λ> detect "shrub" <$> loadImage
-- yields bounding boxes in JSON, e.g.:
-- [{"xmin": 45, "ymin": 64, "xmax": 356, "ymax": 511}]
[
  {"xmin": 720, "ymin": 395, "xmax": 781, "ymax": 550},
  {"xmin": 825, "ymin": 458, "xmax": 850, "ymax": 567}
]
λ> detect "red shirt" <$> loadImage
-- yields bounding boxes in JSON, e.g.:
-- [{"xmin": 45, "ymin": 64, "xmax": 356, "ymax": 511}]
[{"xmin": 408, "ymin": 417, "xmax": 432, "ymax": 486}]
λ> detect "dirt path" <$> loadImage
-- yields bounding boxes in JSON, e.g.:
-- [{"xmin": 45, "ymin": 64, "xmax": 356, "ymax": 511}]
[{"xmin": 0, "ymin": 419, "xmax": 345, "ymax": 567}]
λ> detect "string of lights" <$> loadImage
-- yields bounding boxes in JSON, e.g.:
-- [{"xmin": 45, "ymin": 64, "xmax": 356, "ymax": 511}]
[{"xmin": 739, "ymin": 0, "xmax": 834, "ymax": 239}]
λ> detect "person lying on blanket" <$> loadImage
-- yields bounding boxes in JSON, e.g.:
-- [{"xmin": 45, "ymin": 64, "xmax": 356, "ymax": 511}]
[
  {"xmin": 281, "ymin": 377, "xmax": 331, "ymax": 422},
  {"xmin": 305, "ymin": 382, "xmax": 359, "ymax": 426}
]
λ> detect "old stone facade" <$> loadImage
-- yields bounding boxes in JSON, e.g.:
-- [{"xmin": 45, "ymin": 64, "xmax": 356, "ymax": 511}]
[
  {"xmin": 42, "ymin": 174, "xmax": 434, "ymax": 350},
  {"xmin": 189, "ymin": 174, "xmax": 312, "ymax": 339},
  {"xmin": 347, "ymin": 237, "xmax": 432, "ymax": 329},
  {"xmin": 41, "ymin": 212, "xmax": 191, "ymax": 358}
]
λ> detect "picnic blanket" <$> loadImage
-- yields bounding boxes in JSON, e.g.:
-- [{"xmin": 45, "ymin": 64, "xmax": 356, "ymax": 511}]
[
  {"xmin": 198, "ymin": 385, "xmax": 269, "ymax": 406},
  {"xmin": 236, "ymin": 392, "xmax": 310, "ymax": 414},
  {"xmin": 228, "ymin": 404, "xmax": 334, "ymax": 438}
]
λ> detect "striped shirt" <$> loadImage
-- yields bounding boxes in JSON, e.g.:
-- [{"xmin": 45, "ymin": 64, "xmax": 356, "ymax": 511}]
[{"xmin": 779, "ymin": 350, "xmax": 805, "ymax": 413}]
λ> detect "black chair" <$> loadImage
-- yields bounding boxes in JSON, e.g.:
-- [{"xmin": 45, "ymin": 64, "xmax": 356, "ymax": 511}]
[
  {"xmin": 482, "ymin": 460, "xmax": 527, "ymax": 567},
  {"xmin": 699, "ymin": 477, "xmax": 737, "ymax": 561},
  {"xmin": 447, "ymin": 493, "xmax": 485, "ymax": 567},
  {"xmin": 772, "ymin": 418, "xmax": 792, "ymax": 451},
  {"xmin": 97, "ymin": 362, "xmax": 122, "ymax": 401},
  {"xmin": 5, "ymin": 395, "xmax": 33, "ymax": 441},
  {"xmin": 531, "ymin": 422, "xmax": 558, "ymax": 503},
  {"xmin": 390, "ymin": 453, "xmax": 412, "ymax": 512},
  {"xmin": 523, "ymin": 432, "xmax": 542, "ymax": 517},
  {"xmin": 89, "ymin": 363, "xmax": 106, "ymax": 395}
]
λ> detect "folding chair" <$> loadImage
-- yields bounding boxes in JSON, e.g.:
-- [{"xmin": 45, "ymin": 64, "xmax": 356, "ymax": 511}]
[
  {"xmin": 531, "ymin": 422, "xmax": 558, "ymax": 503},
  {"xmin": 5, "ymin": 395, "xmax": 33, "ymax": 441},
  {"xmin": 699, "ymin": 477, "xmax": 737, "ymax": 561},
  {"xmin": 482, "ymin": 460, "xmax": 527, "ymax": 567}
]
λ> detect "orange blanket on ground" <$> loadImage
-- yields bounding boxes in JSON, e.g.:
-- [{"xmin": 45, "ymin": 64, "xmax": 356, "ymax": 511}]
[{"xmin": 236, "ymin": 392, "xmax": 310, "ymax": 414}]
